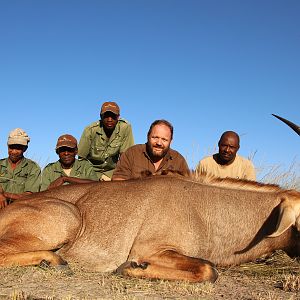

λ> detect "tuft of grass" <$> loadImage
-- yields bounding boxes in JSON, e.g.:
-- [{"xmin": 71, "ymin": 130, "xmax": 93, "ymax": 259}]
[
  {"xmin": 257, "ymin": 160, "xmax": 300, "ymax": 190},
  {"xmin": 220, "ymin": 250, "xmax": 300, "ymax": 278},
  {"xmin": 280, "ymin": 274, "xmax": 300, "ymax": 292}
]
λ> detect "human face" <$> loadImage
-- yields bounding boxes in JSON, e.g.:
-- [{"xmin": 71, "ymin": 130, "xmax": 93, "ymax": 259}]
[
  {"xmin": 147, "ymin": 124, "xmax": 172, "ymax": 160},
  {"xmin": 218, "ymin": 134, "xmax": 240, "ymax": 164},
  {"xmin": 101, "ymin": 111, "xmax": 119, "ymax": 131},
  {"xmin": 57, "ymin": 147, "xmax": 77, "ymax": 168},
  {"xmin": 8, "ymin": 144, "xmax": 27, "ymax": 164}
]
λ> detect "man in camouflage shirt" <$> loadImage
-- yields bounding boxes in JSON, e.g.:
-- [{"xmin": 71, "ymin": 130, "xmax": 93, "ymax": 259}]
[
  {"xmin": 41, "ymin": 134, "xmax": 98, "ymax": 191},
  {"xmin": 78, "ymin": 101, "xmax": 134, "ymax": 180},
  {"xmin": 0, "ymin": 128, "xmax": 41, "ymax": 208}
]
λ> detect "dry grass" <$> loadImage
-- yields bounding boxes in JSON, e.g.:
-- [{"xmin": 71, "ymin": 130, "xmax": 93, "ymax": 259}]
[
  {"xmin": 281, "ymin": 274, "xmax": 300, "ymax": 292},
  {"xmin": 2, "ymin": 251, "xmax": 299, "ymax": 300},
  {"xmin": 256, "ymin": 160, "xmax": 300, "ymax": 190},
  {"xmin": 0, "ymin": 263, "xmax": 215, "ymax": 300},
  {"xmin": 226, "ymin": 250, "xmax": 300, "ymax": 278}
]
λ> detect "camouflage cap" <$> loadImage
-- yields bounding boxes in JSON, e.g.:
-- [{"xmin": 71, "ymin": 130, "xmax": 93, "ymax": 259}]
[
  {"xmin": 55, "ymin": 134, "xmax": 78, "ymax": 150},
  {"xmin": 100, "ymin": 101, "xmax": 120, "ymax": 115},
  {"xmin": 7, "ymin": 128, "xmax": 30, "ymax": 146}
]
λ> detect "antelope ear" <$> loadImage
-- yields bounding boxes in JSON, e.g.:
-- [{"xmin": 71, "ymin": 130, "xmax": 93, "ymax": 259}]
[{"xmin": 268, "ymin": 205, "xmax": 296, "ymax": 238}]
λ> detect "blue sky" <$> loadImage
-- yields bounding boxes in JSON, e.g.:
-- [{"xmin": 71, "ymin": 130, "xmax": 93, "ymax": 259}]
[{"xmin": 0, "ymin": 0, "xmax": 299, "ymax": 179}]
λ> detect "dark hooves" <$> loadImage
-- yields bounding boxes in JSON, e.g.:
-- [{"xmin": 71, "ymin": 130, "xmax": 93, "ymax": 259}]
[
  {"xmin": 38, "ymin": 259, "xmax": 73, "ymax": 276},
  {"xmin": 39, "ymin": 259, "xmax": 51, "ymax": 269},
  {"xmin": 115, "ymin": 260, "xmax": 150, "ymax": 275},
  {"xmin": 131, "ymin": 261, "xmax": 149, "ymax": 270}
]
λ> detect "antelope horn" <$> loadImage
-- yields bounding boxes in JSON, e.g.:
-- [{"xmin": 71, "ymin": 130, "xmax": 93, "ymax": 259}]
[{"xmin": 272, "ymin": 114, "xmax": 300, "ymax": 136}]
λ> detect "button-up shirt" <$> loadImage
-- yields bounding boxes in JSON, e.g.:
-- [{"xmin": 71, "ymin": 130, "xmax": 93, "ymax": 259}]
[
  {"xmin": 112, "ymin": 144, "xmax": 190, "ymax": 180},
  {"xmin": 0, "ymin": 157, "xmax": 41, "ymax": 193},
  {"xmin": 40, "ymin": 158, "xmax": 99, "ymax": 191},
  {"xmin": 78, "ymin": 119, "xmax": 134, "ymax": 179}
]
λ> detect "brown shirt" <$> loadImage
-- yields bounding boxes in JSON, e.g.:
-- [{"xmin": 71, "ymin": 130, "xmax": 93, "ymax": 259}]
[{"xmin": 112, "ymin": 144, "xmax": 190, "ymax": 180}]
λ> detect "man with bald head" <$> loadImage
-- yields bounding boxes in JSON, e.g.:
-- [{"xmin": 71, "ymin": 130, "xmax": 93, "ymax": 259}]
[{"xmin": 196, "ymin": 131, "xmax": 256, "ymax": 180}]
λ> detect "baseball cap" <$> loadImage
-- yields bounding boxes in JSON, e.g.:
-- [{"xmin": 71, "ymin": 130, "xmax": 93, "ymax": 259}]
[
  {"xmin": 7, "ymin": 128, "xmax": 30, "ymax": 146},
  {"xmin": 100, "ymin": 101, "xmax": 120, "ymax": 115},
  {"xmin": 55, "ymin": 134, "xmax": 78, "ymax": 150}
]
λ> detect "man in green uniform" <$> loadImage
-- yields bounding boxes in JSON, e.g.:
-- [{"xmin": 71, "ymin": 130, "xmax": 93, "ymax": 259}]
[
  {"xmin": 78, "ymin": 101, "xmax": 134, "ymax": 180},
  {"xmin": 0, "ymin": 128, "xmax": 41, "ymax": 208},
  {"xmin": 41, "ymin": 134, "xmax": 99, "ymax": 191}
]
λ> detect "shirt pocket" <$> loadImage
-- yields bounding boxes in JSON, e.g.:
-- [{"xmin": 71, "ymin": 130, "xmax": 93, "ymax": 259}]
[
  {"xmin": 15, "ymin": 171, "xmax": 30, "ymax": 185},
  {"xmin": 90, "ymin": 145, "xmax": 107, "ymax": 162},
  {"xmin": 107, "ymin": 142, "xmax": 121, "ymax": 164},
  {"xmin": 0, "ymin": 173, "xmax": 10, "ymax": 185}
]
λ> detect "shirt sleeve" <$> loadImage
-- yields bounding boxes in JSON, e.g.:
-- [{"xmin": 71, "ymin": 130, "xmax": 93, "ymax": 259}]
[
  {"xmin": 78, "ymin": 126, "xmax": 92, "ymax": 158},
  {"xmin": 120, "ymin": 124, "xmax": 134, "ymax": 153},
  {"xmin": 40, "ymin": 166, "xmax": 52, "ymax": 191},
  {"xmin": 24, "ymin": 163, "xmax": 41, "ymax": 192},
  {"xmin": 245, "ymin": 160, "xmax": 256, "ymax": 181},
  {"xmin": 196, "ymin": 159, "xmax": 208, "ymax": 176},
  {"xmin": 84, "ymin": 161, "xmax": 99, "ymax": 181},
  {"xmin": 178, "ymin": 155, "xmax": 190, "ymax": 176},
  {"xmin": 112, "ymin": 148, "xmax": 133, "ymax": 180}
]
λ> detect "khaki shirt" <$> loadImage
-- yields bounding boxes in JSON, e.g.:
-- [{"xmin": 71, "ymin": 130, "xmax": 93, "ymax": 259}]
[
  {"xmin": 78, "ymin": 119, "xmax": 134, "ymax": 179},
  {"xmin": 0, "ymin": 157, "xmax": 41, "ymax": 193},
  {"xmin": 112, "ymin": 144, "xmax": 190, "ymax": 180},
  {"xmin": 196, "ymin": 154, "xmax": 256, "ymax": 181},
  {"xmin": 40, "ymin": 159, "xmax": 99, "ymax": 191}
]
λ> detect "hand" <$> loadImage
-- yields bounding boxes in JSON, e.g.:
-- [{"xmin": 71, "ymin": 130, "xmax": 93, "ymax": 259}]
[
  {"xmin": 0, "ymin": 194, "xmax": 7, "ymax": 209},
  {"xmin": 47, "ymin": 177, "xmax": 66, "ymax": 190}
]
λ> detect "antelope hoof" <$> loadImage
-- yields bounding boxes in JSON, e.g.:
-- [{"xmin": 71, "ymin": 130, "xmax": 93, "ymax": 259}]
[
  {"xmin": 131, "ymin": 261, "xmax": 150, "ymax": 269},
  {"xmin": 39, "ymin": 259, "xmax": 73, "ymax": 275},
  {"xmin": 115, "ymin": 260, "xmax": 150, "ymax": 275},
  {"xmin": 39, "ymin": 259, "xmax": 51, "ymax": 269},
  {"xmin": 139, "ymin": 262, "xmax": 149, "ymax": 269}
]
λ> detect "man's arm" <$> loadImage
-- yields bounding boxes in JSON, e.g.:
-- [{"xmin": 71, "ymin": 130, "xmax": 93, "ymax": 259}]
[
  {"xmin": 180, "ymin": 158, "xmax": 191, "ymax": 176},
  {"xmin": 0, "ymin": 185, "xmax": 7, "ymax": 208},
  {"xmin": 78, "ymin": 127, "xmax": 92, "ymax": 159},
  {"xmin": 2, "ymin": 191, "xmax": 33, "ymax": 201},
  {"xmin": 40, "ymin": 166, "xmax": 53, "ymax": 191},
  {"xmin": 82, "ymin": 160, "xmax": 99, "ymax": 181},
  {"xmin": 195, "ymin": 158, "xmax": 209, "ymax": 176},
  {"xmin": 24, "ymin": 163, "xmax": 41, "ymax": 193},
  {"xmin": 112, "ymin": 148, "xmax": 133, "ymax": 180},
  {"xmin": 47, "ymin": 176, "xmax": 97, "ymax": 190},
  {"xmin": 245, "ymin": 160, "xmax": 256, "ymax": 181},
  {"xmin": 120, "ymin": 123, "xmax": 134, "ymax": 153}
]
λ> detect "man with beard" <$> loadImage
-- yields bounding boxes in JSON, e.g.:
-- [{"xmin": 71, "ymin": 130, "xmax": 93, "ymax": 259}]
[
  {"xmin": 0, "ymin": 128, "xmax": 41, "ymax": 208},
  {"xmin": 112, "ymin": 120, "xmax": 190, "ymax": 180},
  {"xmin": 40, "ymin": 134, "xmax": 98, "ymax": 191},
  {"xmin": 78, "ymin": 101, "xmax": 134, "ymax": 181},
  {"xmin": 196, "ymin": 131, "xmax": 256, "ymax": 180}
]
